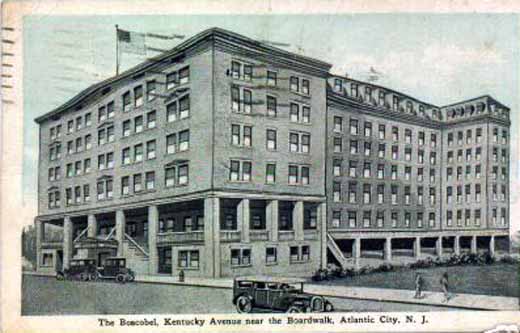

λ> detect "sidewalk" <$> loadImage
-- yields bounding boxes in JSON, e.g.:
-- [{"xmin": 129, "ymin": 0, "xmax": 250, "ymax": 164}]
[
  {"xmin": 24, "ymin": 271, "xmax": 518, "ymax": 311},
  {"xmin": 134, "ymin": 274, "xmax": 519, "ymax": 311}
]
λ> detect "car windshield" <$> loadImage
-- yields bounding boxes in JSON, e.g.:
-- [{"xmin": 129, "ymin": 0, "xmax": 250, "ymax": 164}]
[{"xmin": 279, "ymin": 283, "xmax": 302, "ymax": 292}]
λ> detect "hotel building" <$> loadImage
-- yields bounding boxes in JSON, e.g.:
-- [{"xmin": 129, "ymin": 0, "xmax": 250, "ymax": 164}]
[{"xmin": 34, "ymin": 28, "xmax": 510, "ymax": 278}]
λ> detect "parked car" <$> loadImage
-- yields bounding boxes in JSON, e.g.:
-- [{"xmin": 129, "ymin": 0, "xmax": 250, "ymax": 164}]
[
  {"xmin": 232, "ymin": 276, "xmax": 334, "ymax": 313},
  {"xmin": 97, "ymin": 257, "xmax": 135, "ymax": 283},
  {"xmin": 56, "ymin": 259, "xmax": 98, "ymax": 281}
]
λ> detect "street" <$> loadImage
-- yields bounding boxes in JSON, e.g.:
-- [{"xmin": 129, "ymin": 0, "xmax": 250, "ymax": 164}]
[{"xmin": 22, "ymin": 275, "xmax": 453, "ymax": 315}]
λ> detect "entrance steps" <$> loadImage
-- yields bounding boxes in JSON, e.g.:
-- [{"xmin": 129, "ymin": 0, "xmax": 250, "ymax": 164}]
[
  {"xmin": 122, "ymin": 239, "xmax": 149, "ymax": 275},
  {"xmin": 327, "ymin": 233, "xmax": 355, "ymax": 269}
]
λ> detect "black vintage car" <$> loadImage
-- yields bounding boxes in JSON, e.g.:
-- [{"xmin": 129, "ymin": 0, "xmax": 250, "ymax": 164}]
[
  {"xmin": 96, "ymin": 257, "xmax": 135, "ymax": 283},
  {"xmin": 232, "ymin": 276, "xmax": 334, "ymax": 313},
  {"xmin": 56, "ymin": 259, "xmax": 98, "ymax": 281}
]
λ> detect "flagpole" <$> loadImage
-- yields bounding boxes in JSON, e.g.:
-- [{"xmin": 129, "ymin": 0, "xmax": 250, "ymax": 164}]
[{"xmin": 115, "ymin": 24, "xmax": 120, "ymax": 76}]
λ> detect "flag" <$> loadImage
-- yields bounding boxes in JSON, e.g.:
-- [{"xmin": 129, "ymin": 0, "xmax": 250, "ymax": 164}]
[{"xmin": 117, "ymin": 29, "xmax": 146, "ymax": 55}]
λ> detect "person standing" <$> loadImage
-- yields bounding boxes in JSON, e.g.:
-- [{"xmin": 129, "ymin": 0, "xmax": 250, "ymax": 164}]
[
  {"xmin": 440, "ymin": 272, "xmax": 450, "ymax": 302},
  {"xmin": 414, "ymin": 272, "xmax": 424, "ymax": 299}
]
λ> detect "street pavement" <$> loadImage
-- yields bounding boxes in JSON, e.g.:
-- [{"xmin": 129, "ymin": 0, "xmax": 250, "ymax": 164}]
[{"xmin": 22, "ymin": 275, "xmax": 454, "ymax": 315}]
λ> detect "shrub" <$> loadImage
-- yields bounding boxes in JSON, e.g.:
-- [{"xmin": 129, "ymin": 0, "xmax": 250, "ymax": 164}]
[{"xmin": 499, "ymin": 255, "xmax": 519, "ymax": 264}]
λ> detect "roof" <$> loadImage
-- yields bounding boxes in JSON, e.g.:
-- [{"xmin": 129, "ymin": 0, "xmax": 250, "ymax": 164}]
[
  {"xmin": 235, "ymin": 275, "xmax": 306, "ymax": 283},
  {"xmin": 440, "ymin": 94, "xmax": 510, "ymax": 110},
  {"xmin": 34, "ymin": 27, "xmax": 332, "ymax": 124}
]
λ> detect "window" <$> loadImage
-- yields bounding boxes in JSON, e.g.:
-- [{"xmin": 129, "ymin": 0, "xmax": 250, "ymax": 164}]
[
  {"xmin": 229, "ymin": 160, "xmax": 251, "ymax": 182},
  {"xmin": 333, "ymin": 137, "xmax": 342, "ymax": 153},
  {"xmin": 378, "ymin": 124, "xmax": 386, "ymax": 139},
  {"xmin": 179, "ymin": 130, "xmax": 189, "ymax": 151},
  {"xmin": 122, "ymin": 91, "xmax": 131, "ymax": 112},
  {"xmin": 405, "ymin": 166, "xmax": 411, "ymax": 181},
  {"xmin": 447, "ymin": 211, "xmax": 453, "ymax": 226},
  {"xmin": 147, "ymin": 80, "xmax": 156, "ymax": 101},
  {"xmin": 302, "ymin": 79, "xmax": 310, "ymax": 95},
  {"xmin": 364, "ymin": 122, "xmax": 372, "ymax": 137},
  {"xmin": 133, "ymin": 86, "xmax": 143, "ymax": 107},
  {"xmin": 107, "ymin": 126, "xmax": 114, "ymax": 143},
  {"xmin": 392, "ymin": 127, "xmax": 399, "ymax": 141},
  {"xmin": 348, "ymin": 211, "xmax": 357, "ymax": 228},
  {"xmin": 333, "ymin": 159, "xmax": 342, "ymax": 177},
  {"xmin": 147, "ymin": 110, "xmax": 156, "ymax": 129},
  {"xmin": 267, "ymin": 71, "xmax": 277, "ymax": 86},
  {"xmin": 349, "ymin": 161, "xmax": 357, "ymax": 177},
  {"xmin": 76, "ymin": 116, "xmax": 82, "ymax": 131},
  {"xmin": 378, "ymin": 143, "xmax": 385, "ymax": 158},
  {"xmin": 363, "ymin": 184, "xmax": 371, "ymax": 204},
  {"xmin": 121, "ymin": 176, "xmax": 130, "ymax": 195},
  {"xmin": 146, "ymin": 140, "xmax": 156, "ymax": 160},
  {"xmin": 418, "ymin": 150, "xmax": 424, "ymax": 164},
  {"xmin": 67, "ymin": 141, "xmax": 74, "ymax": 154},
  {"xmin": 266, "ymin": 164, "xmax": 276, "ymax": 184},
  {"xmin": 404, "ymin": 212, "xmax": 411, "ymax": 227},
  {"xmin": 476, "ymin": 128, "xmax": 482, "ymax": 143},
  {"xmin": 83, "ymin": 184, "xmax": 90, "ymax": 202},
  {"xmin": 376, "ymin": 211, "xmax": 384, "ymax": 227},
  {"xmin": 107, "ymin": 152, "xmax": 114, "ymax": 168},
  {"xmin": 418, "ymin": 131, "xmax": 425, "ymax": 145},
  {"xmin": 266, "ymin": 129, "xmax": 277, "ymax": 150},
  {"xmin": 405, "ymin": 147, "xmax": 411, "ymax": 161},
  {"xmin": 348, "ymin": 182, "xmax": 357, "ymax": 203},
  {"xmin": 333, "ymin": 182, "xmax": 341, "ymax": 202},
  {"xmin": 266, "ymin": 95, "xmax": 277, "ymax": 117},
  {"xmin": 430, "ymin": 187, "xmax": 436, "ymax": 205},
  {"xmin": 350, "ymin": 119, "xmax": 358, "ymax": 135},
  {"xmin": 98, "ymin": 154, "xmax": 106, "ymax": 170},
  {"xmin": 363, "ymin": 211, "xmax": 371, "ymax": 227},
  {"xmin": 179, "ymin": 95, "xmax": 190, "ymax": 119},
  {"xmin": 405, "ymin": 129, "xmax": 412, "ymax": 144},
  {"xmin": 391, "ymin": 185, "xmax": 398, "ymax": 205},
  {"xmin": 178, "ymin": 250, "xmax": 199, "ymax": 269},
  {"xmin": 166, "ymin": 133, "xmax": 177, "ymax": 154},
  {"xmin": 179, "ymin": 66, "xmax": 190, "ymax": 84},
  {"xmin": 332, "ymin": 211, "xmax": 341, "ymax": 228},
  {"xmin": 231, "ymin": 86, "xmax": 240, "ymax": 112},
  {"xmin": 289, "ymin": 245, "xmax": 310, "ymax": 263},
  {"xmin": 475, "ymin": 209, "xmax": 481, "ymax": 226},
  {"xmin": 363, "ymin": 162, "xmax": 371, "ymax": 178},
  {"xmin": 134, "ymin": 116, "xmax": 143, "ymax": 133},
  {"xmin": 350, "ymin": 140, "xmax": 358, "ymax": 154},
  {"xmin": 351, "ymin": 84, "xmax": 358, "ymax": 98},
  {"xmin": 475, "ymin": 184, "xmax": 481, "ymax": 202},
  {"xmin": 364, "ymin": 142, "xmax": 371, "ymax": 156},
  {"xmin": 391, "ymin": 212, "xmax": 398, "ymax": 227},
  {"xmin": 73, "ymin": 186, "xmax": 81, "ymax": 204},
  {"xmin": 288, "ymin": 165, "xmax": 298, "ymax": 185},
  {"xmin": 243, "ymin": 90, "xmax": 252, "ymax": 113},
  {"xmin": 166, "ymin": 71, "xmax": 178, "ymax": 89},
  {"xmin": 263, "ymin": 247, "xmax": 278, "ymax": 265},
  {"xmin": 430, "ymin": 152, "xmax": 436, "ymax": 165},
  {"xmin": 231, "ymin": 248, "xmax": 251, "ymax": 266},
  {"xmin": 122, "ymin": 148, "xmax": 131, "ymax": 165},
  {"xmin": 67, "ymin": 120, "xmax": 74, "ymax": 134},
  {"xmin": 391, "ymin": 165, "xmax": 397, "ymax": 180},
  {"xmin": 76, "ymin": 137, "xmax": 83, "ymax": 152},
  {"xmin": 290, "ymin": 76, "xmax": 299, "ymax": 92},
  {"xmin": 417, "ymin": 212, "xmax": 423, "ymax": 228},
  {"xmin": 167, "ymin": 102, "xmax": 178, "ymax": 122},
  {"xmin": 378, "ymin": 91, "xmax": 386, "ymax": 106},
  {"xmin": 418, "ymin": 186, "xmax": 423, "ymax": 205},
  {"xmin": 429, "ymin": 213, "xmax": 435, "ymax": 227},
  {"xmin": 334, "ymin": 116, "xmax": 342, "ymax": 132},
  {"xmin": 377, "ymin": 184, "xmax": 384, "ymax": 204},
  {"xmin": 447, "ymin": 133, "xmax": 453, "ymax": 146},
  {"xmin": 75, "ymin": 161, "xmax": 82, "ymax": 175},
  {"xmin": 133, "ymin": 174, "xmax": 142, "ymax": 192},
  {"xmin": 134, "ymin": 144, "xmax": 143, "ymax": 163},
  {"xmin": 457, "ymin": 131, "xmax": 463, "ymax": 145},
  {"xmin": 123, "ymin": 120, "xmax": 131, "ymax": 137},
  {"xmin": 145, "ymin": 171, "xmax": 155, "ymax": 190}
]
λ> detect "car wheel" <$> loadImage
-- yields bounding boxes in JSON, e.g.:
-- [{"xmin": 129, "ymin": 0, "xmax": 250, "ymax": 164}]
[
  {"xmin": 126, "ymin": 274, "xmax": 135, "ymax": 282},
  {"xmin": 80, "ymin": 272, "xmax": 89, "ymax": 281},
  {"xmin": 287, "ymin": 305, "xmax": 302, "ymax": 313},
  {"xmin": 89, "ymin": 272, "xmax": 99, "ymax": 282},
  {"xmin": 325, "ymin": 301, "xmax": 334, "ymax": 312},
  {"xmin": 56, "ymin": 273, "xmax": 64, "ymax": 281},
  {"xmin": 116, "ymin": 274, "xmax": 126, "ymax": 283},
  {"xmin": 235, "ymin": 296, "xmax": 252, "ymax": 313}
]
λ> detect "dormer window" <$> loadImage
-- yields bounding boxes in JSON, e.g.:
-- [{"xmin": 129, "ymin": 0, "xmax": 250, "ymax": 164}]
[
  {"xmin": 334, "ymin": 79, "xmax": 342, "ymax": 92},
  {"xmin": 350, "ymin": 84, "xmax": 358, "ymax": 98},
  {"xmin": 392, "ymin": 96, "xmax": 399, "ymax": 110}
]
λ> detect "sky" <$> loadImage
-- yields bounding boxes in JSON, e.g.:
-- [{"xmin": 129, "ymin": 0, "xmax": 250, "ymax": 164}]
[{"xmin": 23, "ymin": 14, "xmax": 520, "ymax": 233}]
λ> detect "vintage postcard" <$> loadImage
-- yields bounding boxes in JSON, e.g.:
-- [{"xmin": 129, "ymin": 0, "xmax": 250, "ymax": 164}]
[{"xmin": 1, "ymin": 0, "xmax": 519, "ymax": 332}]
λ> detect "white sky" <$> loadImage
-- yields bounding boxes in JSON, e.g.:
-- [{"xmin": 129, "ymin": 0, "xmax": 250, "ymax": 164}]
[{"xmin": 23, "ymin": 14, "xmax": 520, "ymax": 234}]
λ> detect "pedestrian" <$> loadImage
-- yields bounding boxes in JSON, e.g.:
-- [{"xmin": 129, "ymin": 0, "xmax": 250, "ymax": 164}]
[
  {"xmin": 440, "ymin": 272, "xmax": 450, "ymax": 302},
  {"xmin": 414, "ymin": 272, "xmax": 424, "ymax": 299}
]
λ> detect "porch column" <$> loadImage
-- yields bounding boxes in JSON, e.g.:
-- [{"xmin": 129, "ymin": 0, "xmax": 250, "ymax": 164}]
[
  {"xmin": 489, "ymin": 235, "xmax": 495, "ymax": 256},
  {"xmin": 204, "ymin": 196, "xmax": 220, "ymax": 278},
  {"xmin": 413, "ymin": 236, "xmax": 421, "ymax": 258},
  {"xmin": 470, "ymin": 235, "xmax": 477, "ymax": 254},
  {"xmin": 266, "ymin": 200, "xmax": 279, "ymax": 242},
  {"xmin": 293, "ymin": 201, "xmax": 304, "ymax": 241},
  {"xmin": 237, "ymin": 199, "xmax": 250, "ymax": 243},
  {"xmin": 435, "ymin": 236, "xmax": 443, "ymax": 257},
  {"xmin": 352, "ymin": 238, "xmax": 361, "ymax": 269},
  {"xmin": 63, "ymin": 216, "xmax": 73, "ymax": 270},
  {"xmin": 319, "ymin": 202, "xmax": 328, "ymax": 270},
  {"xmin": 35, "ymin": 219, "xmax": 43, "ymax": 270},
  {"xmin": 454, "ymin": 236, "xmax": 461, "ymax": 255},
  {"xmin": 148, "ymin": 205, "xmax": 159, "ymax": 274},
  {"xmin": 384, "ymin": 238, "xmax": 392, "ymax": 262},
  {"xmin": 87, "ymin": 214, "xmax": 97, "ymax": 238},
  {"xmin": 116, "ymin": 210, "xmax": 126, "ymax": 256}
]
